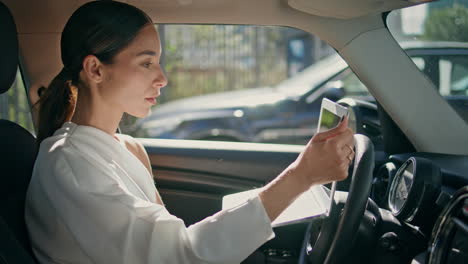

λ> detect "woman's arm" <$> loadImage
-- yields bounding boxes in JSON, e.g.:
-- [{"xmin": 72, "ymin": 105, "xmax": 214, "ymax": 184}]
[{"xmin": 118, "ymin": 117, "xmax": 353, "ymax": 223}]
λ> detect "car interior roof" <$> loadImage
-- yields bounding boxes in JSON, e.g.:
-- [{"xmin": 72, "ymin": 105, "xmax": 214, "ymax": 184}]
[{"xmin": 5, "ymin": 0, "xmax": 417, "ymax": 88}]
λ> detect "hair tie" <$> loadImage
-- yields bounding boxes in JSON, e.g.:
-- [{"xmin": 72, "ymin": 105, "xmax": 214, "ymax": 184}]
[{"xmin": 57, "ymin": 66, "xmax": 73, "ymax": 81}]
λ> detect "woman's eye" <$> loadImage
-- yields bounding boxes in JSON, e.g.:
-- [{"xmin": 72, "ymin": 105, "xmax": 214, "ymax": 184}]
[{"xmin": 143, "ymin": 62, "xmax": 153, "ymax": 68}]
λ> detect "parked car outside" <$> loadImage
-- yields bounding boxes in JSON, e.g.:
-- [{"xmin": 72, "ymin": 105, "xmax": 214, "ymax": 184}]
[{"xmin": 135, "ymin": 41, "xmax": 468, "ymax": 145}]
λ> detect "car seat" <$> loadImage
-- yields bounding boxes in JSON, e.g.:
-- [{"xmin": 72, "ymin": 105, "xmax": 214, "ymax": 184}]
[{"xmin": 0, "ymin": 1, "xmax": 38, "ymax": 263}]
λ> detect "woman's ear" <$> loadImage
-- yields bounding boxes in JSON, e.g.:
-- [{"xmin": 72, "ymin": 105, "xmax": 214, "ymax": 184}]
[{"xmin": 81, "ymin": 55, "xmax": 105, "ymax": 84}]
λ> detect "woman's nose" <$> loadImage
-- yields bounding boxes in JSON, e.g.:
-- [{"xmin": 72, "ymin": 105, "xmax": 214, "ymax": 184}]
[{"xmin": 154, "ymin": 65, "xmax": 168, "ymax": 88}]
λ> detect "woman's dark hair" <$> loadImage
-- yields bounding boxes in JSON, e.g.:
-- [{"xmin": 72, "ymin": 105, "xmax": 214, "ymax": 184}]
[{"xmin": 35, "ymin": 0, "xmax": 152, "ymax": 144}]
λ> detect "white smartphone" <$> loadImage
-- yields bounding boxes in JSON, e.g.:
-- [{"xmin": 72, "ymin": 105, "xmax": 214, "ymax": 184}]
[
  {"xmin": 317, "ymin": 98, "xmax": 349, "ymax": 134},
  {"xmin": 317, "ymin": 98, "xmax": 349, "ymax": 216}
]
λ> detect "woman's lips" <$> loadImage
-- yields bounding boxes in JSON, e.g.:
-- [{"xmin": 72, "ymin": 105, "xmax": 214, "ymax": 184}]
[{"xmin": 145, "ymin": 97, "xmax": 157, "ymax": 105}]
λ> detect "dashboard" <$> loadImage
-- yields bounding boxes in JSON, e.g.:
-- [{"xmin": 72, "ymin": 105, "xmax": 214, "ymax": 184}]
[
  {"xmin": 254, "ymin": 98, "xmax": 467, "ymax": 264},
  {"xmin": 371, "ymin": 152, "xmax": 468, "ymax": 263},
  {"xmin": 321, "ymin": 98, "xmax": 468, "ymax": 263}
]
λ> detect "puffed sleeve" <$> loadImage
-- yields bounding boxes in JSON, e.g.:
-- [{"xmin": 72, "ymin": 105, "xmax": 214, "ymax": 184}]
[{"xmin": 39, "ymin": 150, "xmax": 275, "ymax": 264}]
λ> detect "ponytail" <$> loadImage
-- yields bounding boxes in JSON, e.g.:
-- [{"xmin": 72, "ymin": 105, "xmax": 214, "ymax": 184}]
[{"xmin": 35, "ymin": 68, "xmax": 77, "ymax": 145}]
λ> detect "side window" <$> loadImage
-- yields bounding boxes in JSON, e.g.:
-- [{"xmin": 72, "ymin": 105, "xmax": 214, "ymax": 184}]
[
  {"xmin": 123, "ymin": 24, "xmax": 342, "ymax": 145},
  {"xmin": 0, "ymin": 68, "xmax": 35, "ymax": 134}
]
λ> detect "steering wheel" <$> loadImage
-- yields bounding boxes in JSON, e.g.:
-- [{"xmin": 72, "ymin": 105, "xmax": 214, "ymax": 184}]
[{"xmin": 307, "ymin": 134, "xmax": 375, "ymax": 264}]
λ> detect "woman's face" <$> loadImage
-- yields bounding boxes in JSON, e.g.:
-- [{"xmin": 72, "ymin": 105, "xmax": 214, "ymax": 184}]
[{"xmin": 98, "ymin": 24, "xmax": 167, "ymax": 118}]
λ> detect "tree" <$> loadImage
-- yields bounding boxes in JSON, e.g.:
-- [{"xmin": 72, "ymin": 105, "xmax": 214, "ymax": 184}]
[{"xmin": 423, "ymin": 5, "xmax": 468, "ymax": 42}]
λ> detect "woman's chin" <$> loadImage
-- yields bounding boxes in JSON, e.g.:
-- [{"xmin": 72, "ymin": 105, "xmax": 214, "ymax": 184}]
[
  {"xmin": 131, "ymin": 107, "xmax": 151, "ymax": 118},
  {"xmin": 127, "ymin": 108, "xmax": 153, "ymax": 119}
]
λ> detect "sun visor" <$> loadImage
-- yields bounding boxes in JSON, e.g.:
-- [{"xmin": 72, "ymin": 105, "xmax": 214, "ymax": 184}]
[{"xmin": 287, "ymin": 0, "xmax": 436, "ymax": 19}]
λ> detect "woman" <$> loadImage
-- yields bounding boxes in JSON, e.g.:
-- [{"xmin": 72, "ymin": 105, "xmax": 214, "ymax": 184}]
[{"xmin": 25, "ymin": 1, "xmax": 355, "ymax": 263}]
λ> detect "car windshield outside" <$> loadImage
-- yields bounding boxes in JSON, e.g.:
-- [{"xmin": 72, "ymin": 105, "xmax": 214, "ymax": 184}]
[
  {"xmin": 387, "ymin": 0, "xmax": 468, "ymax": 118},
  {"xmin": 124, "ymin": 2, "xmax": 468, "ymax": 144}
]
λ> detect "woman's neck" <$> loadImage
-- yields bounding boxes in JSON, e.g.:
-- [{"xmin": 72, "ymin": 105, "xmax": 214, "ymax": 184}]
[{"xmin": 71, "ymin": 93, "xmax": 123, "ymax": 136}]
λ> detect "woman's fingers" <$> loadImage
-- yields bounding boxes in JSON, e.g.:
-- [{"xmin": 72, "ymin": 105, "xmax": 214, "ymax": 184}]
[
  {"xmin": 348, "ymin": 150, "xmax": 355, "ymax": 162},
  {"xmin": 328, "ymin": 127, "xmax": 354, "ymax": 148},
  {"xmin": 332, "ymin": 130, "xmax": 355, "ymax": 166},
  {"xmin": 311, "ymin": 116, "xmax": 349, "ymax": 143},
  {"xmin": 342, "ymin": 143, "xmax": 355, "ymax": 160}
]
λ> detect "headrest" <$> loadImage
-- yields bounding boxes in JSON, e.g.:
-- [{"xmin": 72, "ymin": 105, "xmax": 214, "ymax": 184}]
[{"xmin": 0, "ymin": 2, "xmax": 19, "ymax": 94}]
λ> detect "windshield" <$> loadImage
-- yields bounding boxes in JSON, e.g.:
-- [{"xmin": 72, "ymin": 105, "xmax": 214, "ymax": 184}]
[{"xmin": 387, "ymin": 1, "xmax": 468, "ymax": 124}]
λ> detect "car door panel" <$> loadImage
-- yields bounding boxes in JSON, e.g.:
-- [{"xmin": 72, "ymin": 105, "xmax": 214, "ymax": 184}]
[{"xmin": 142, "ymin": 138, "xmax": 302, "ymax": 225}]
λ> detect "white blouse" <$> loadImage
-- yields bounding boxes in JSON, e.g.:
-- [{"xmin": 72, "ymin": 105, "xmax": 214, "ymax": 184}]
[{"xmin": 25, "ymin": 122, "xmax": 274, "ymax": 264}]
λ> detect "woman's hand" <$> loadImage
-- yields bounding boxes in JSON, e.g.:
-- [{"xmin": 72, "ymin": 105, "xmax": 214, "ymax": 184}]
[
  {"xmin": 291, "ymin": 116, "xmax": 355, "ymax": 187},
  {"xmin": 259, "ymin": 117, "xmax": 355, "ymax": 222}
]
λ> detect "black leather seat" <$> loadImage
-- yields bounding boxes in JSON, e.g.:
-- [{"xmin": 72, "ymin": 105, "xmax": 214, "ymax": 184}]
[{"xmin": 0, "ymin": 1, "xmax": 38, "ymax": 263}]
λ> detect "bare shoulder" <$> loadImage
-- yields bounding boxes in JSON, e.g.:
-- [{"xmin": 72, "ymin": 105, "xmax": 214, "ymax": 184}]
[
  {"xmin": 114, "ymin": 134, "xmax": 147, "ymax": 156},
  {"xmin": 115, "ymin": 134, "xmax": 154, "ymax": 178}
]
